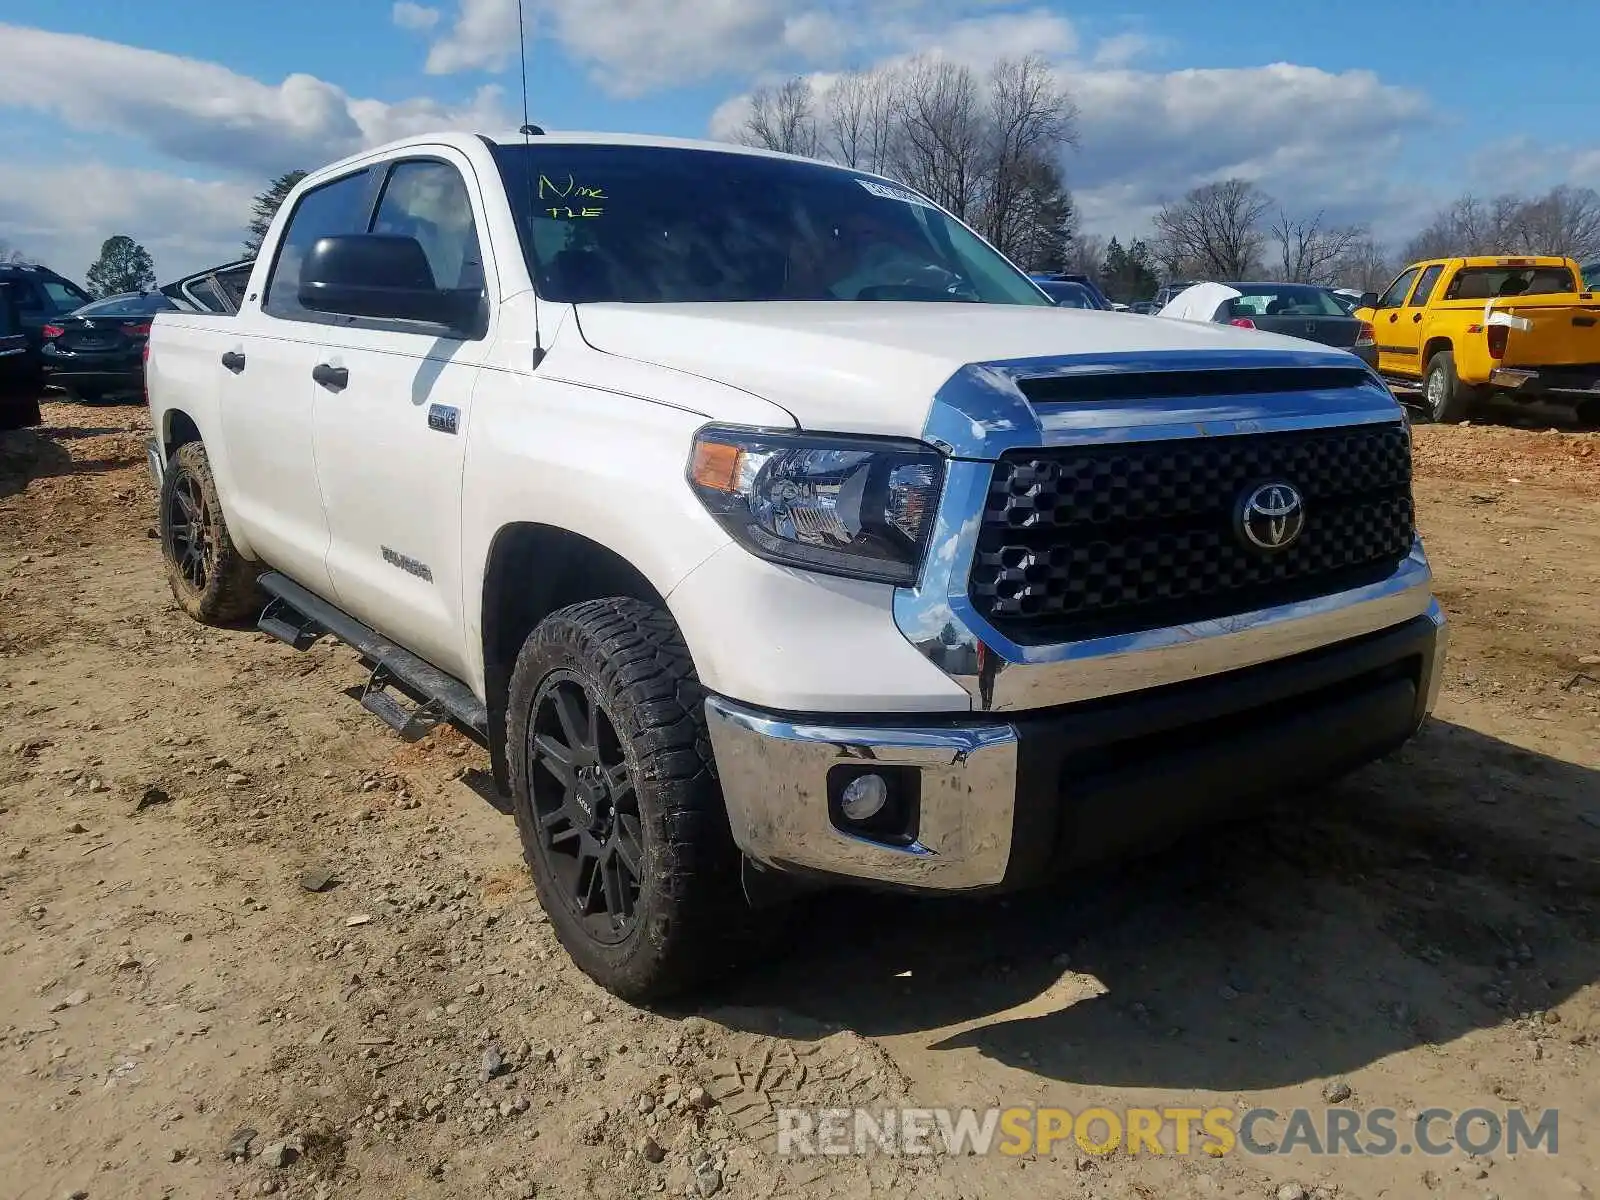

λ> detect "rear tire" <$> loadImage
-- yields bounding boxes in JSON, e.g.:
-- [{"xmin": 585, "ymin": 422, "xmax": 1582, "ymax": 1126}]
[
  {"xmin": 506, "ymin": 597, "xmax": 746, "ymax": 1002},
  {"xmin": 1423, "ymin": 350, "xmax": 1483, "ymax": 423},
  {"xmin": 158, "ymin": 441, "xmax": 263, "ymax": 624}
]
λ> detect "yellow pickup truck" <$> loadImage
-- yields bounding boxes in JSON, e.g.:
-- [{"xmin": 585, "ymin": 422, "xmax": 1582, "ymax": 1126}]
[{"xmin": 1354, "ymin": 255, "xmax": 1600, "ymax": 422}]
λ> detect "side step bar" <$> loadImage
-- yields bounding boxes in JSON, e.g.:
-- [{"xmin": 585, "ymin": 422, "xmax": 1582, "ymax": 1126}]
[{"xmin": 256, "ymin": 571, "xmax": 489, "ymax": 741}]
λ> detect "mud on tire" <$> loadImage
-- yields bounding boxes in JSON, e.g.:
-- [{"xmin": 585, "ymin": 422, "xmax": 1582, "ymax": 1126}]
[
  {"xmin": 506, "ymin": 597, "xmax": 747, "ymax": 1002},
  {"xmin": 159, "ymin": 440, "xmax": 263, "ymax": 625}
]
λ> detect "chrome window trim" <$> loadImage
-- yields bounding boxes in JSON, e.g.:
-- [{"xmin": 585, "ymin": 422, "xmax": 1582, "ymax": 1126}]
[{"xmin": 896, "ymin": 349, "xmax": 1428, "ymax": 712}]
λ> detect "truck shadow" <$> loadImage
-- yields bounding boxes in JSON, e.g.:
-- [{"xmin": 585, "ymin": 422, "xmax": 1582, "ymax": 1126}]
[
  {"xmin": 0, "ymin": 420, "xmax": 149, "ymax": 499},
  {"xmin": 710, "ymin": 718, "xmax": 1599, "ymax": 1093},
  {"xmin": 0, "ymin": 428, "xmax": 74, "ymax": 499}
]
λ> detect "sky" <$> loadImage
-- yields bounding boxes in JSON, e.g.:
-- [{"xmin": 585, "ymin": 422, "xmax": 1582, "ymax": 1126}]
[{"xmin": 1, "ymin": 0, "xmax": 1596, "ymax": 284}]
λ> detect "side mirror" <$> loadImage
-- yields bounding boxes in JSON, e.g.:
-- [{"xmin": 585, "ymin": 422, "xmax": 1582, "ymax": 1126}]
[
  {"xmin": 298, "ymin": 234, "xmax": 474, "ymax": 332},
  {"xmin": 1358, "ymin": 291, "xmax": 1380, "ymax": 309}
]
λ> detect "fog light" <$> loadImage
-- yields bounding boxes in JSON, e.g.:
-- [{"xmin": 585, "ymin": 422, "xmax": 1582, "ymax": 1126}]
[{"xmin": 839, "ymin": 773, "xmax": 889, "ymax": 822}]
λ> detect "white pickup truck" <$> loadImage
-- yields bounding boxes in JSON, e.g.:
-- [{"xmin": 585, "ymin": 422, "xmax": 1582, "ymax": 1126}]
[{"xmin": 147, "ymin": 130, "xmax": 1447, "ymax": 1000}]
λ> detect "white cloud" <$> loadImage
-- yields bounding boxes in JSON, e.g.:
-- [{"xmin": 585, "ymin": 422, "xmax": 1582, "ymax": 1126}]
[
  {"xmin": 900, "ymin": 9, "xmax": 1078, "ymax": 64},
  {"xmin": 1091, "ymin": 32, "xmax": 1160, "ymax": 68},
  {"xmin": 0, "ymin": 163, "xmax": 255, "ymax": 282},
  {"xmin": 393, "ymin": 1, "xmax": 441, "ymax": 32},
  {"xmin": 413, "ymin": 0, "xmax": 1077, "ymax": 95},
  {"xmin": 413, "ymin": 0, "xmax": 805, "ymax": 85},
  {"xmin": 1064, "ymin": 63, "xmax": 1432, "ymax": 230},
  {"xmin": 1464, "ymin": 136, "xmax": 1600, "ymax": 195},
  {"xmin": 707, "ymin": 6, "xmax": 1437, "ymax": 249},
  {"xmin": 0, "ymin": 22, "xmax": 509, "ymax": 282},
  {"xmin": 0, "ymin": 23, "xmax": 508, "ymax": 179}
]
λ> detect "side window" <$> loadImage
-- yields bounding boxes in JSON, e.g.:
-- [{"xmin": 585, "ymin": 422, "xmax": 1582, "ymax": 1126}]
[
  {"xmin": 263, "ymin": 170, "xmax": 372, "ymax": 320},
  {"xmin": 370, "ymin": 160, "xmax": 486, "ymax": 302},
  {"xmin": 42, "ymin": 280, "xmax": 90, "ymax": 313},
  {"xmin": 14, "ymin": 281, "xmax": 46, "ymax": 314},
  {"xmin": 1408, "ymin": 264, "xmax": 1444, "ymax": 308},
  {"xmin": 1376, "ymin": 267, "xmax": 1420, "ymax": 309}
]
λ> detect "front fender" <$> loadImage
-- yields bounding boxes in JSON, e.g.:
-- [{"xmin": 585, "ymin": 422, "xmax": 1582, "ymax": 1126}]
[{"xmin": 459, "ymin": 372, "xmax": 760, "ymax": 694}]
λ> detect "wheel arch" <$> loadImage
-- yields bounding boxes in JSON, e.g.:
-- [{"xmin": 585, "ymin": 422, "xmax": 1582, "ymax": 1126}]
[
  {"xmin": 1421, "ymin": 336, "xmax": 1455, "ymax": 369},
  {"xmin": 162, "ymin": 408, "xmax": 203, "ymax": 461},
  {"xmin": 479, "ymin": 523, "xmax": 674, "ymax": 793}
]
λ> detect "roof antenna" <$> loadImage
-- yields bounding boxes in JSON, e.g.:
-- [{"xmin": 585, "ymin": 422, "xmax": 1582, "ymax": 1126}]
[{"xmin": 517, "ymin": 0, "xmax": 547, "ymax": 367}]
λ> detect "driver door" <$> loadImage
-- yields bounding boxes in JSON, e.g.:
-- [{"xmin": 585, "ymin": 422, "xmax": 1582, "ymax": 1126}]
[
  {"xmin": 1389, "ymin": 263, "xmax": 1444, "ymax": 378},
  {"xmin": 1369, "ymin": 266, "xmax": 1421, "ymax": 377}
]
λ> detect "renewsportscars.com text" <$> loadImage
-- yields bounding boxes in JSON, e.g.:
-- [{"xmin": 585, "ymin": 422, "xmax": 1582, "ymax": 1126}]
[{"xmin": 775, "ymin": 1106, "xmax": 1560, "ymax": 1159}]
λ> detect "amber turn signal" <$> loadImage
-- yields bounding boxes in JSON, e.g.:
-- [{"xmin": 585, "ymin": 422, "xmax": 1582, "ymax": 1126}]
[{"xmin": 690, "ymin": 440, "xmax": 743, "ymax": 492}]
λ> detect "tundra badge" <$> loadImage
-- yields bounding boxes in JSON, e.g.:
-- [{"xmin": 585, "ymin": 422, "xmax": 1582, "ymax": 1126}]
[{"xmin": 427, "ymin": 404, "xmax": 460, "ymax": 435}]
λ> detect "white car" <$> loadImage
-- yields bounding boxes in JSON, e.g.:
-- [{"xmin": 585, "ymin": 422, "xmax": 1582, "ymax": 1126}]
[{"xmin": 145, "ymin": 130, "xmax": 1447, "ymax": 999}]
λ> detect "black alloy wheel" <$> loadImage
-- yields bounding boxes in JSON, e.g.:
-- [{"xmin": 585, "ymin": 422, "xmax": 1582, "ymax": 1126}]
[
  {"xmin": 526, "ymin": 672, "xmax": 646, "ymax": 944},
  {"xmin": 164, "ymin": 466, "xmax": 216, "ymax": 593}
]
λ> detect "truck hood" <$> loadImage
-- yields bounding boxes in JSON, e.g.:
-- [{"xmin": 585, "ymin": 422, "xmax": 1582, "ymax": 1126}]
[{"xmin": 572, "ymin": 301, "xmax": 1347, "ymax": 438}]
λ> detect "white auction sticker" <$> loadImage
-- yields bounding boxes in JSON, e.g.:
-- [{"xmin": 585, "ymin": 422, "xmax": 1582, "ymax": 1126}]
[{"xmin": 855, "ymin": 178, "xmax": 939, "ymax": 210}]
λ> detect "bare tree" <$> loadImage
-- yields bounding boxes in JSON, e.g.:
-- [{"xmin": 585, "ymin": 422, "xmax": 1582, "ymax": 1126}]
[
  {"xmin": 1153, "ymin": 179, "xmax": 1272, "ymax": 279},
  {"xmin": 977, "ymin": 55, "xmax": 1078, "ymax": 257},
  {"xmin": 822, "ymin": 68, "xmax": 895, "ymax": 171},
  {"xmin": 1065, "ymin": 233, "xmax": 1107, "ymax": 277},
  {"xmin": 739, "ymin": 76, "xmax": 821, "ymax": 158},
  {"xmin": 1271, "ymin": 209, "xmax": 1367, "ymax": 285},
  {"xmin": 821, "ymin": 70, "xmax": 870, "ymax": 168},
  {"xmin": 887, "ymin": 56, "xmax": 985, "ymax": 220},
  {"xmin": 724, "ymin": 55, "xmax": 1080, "ymax": 266},
  {"xmin": 1508, "ymin": 186, "xmax": 1600, "ymax": 261},
  {"xmin": 1403, "ymin": 186, "xmax": 1600, "ymax": 263},
  {"xmin": 1333, "ymin": 235, "xmax": 1394, "ymax": 293},
  {"xmin": 1404, "ymin": 193, "xmax": 1517, "ymax": 260}
]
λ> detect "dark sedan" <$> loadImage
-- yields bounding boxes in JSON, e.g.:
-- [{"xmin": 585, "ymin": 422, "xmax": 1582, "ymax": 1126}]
[
  {"xmin": 1215, "ymin": 282, "xmax": 1377, "ymax": 370},
  {"xmin": 40, "ymin": 291, "xmax": 177, "ymax": 401},
  {"xmin": 1036, "ymin": 279, "xmax": 1106, "ymax": 309}
]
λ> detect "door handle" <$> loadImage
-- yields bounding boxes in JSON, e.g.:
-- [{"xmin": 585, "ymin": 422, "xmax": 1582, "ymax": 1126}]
[
  {"xmin": 312, "ymin": 363, "xmax": 348, "ymax": 391},
  {"xmin": 1388, "ymin": 313, "xmax": 1398, "ymax": 322},
  {"xmin": 1412, "ymin": 313, "xmax": 1423, "ymax": 323},
  {"xmin": 220, "ymin": 350, "xmax": 246, "ymax": 373}
]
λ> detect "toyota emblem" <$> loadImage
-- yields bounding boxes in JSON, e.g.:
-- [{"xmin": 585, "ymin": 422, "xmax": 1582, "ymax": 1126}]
[{"xmin": 1236, "ymin": 482, "xmax": 1306, "ymax": 551}]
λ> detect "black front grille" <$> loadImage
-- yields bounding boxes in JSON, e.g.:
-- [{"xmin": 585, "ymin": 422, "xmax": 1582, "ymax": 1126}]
[{"xmin": 969, "ymin": 424, "xmax": 1414, "ymax": 643}]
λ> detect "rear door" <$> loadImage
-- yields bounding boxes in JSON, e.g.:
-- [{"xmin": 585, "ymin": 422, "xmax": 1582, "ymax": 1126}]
[
  {"xmin": 1369, "ymin": 265, "xmax": 1422, "ymax": 376},
  {"xmin": 309, "ymin": 152, "xmax": 494, "ymax": 679},
  {"xmin": 222, "ymin": 168, "xmax": 377, "ymax": 597},
  {"xmin": 0, "ymin": 282, "xmax": 42, "ymax": 429}
]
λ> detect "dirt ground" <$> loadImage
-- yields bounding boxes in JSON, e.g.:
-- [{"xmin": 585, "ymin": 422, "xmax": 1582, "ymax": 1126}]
[{"xmin": 1, "ymin": 401, "xmax": 1596, "ymax": 1200}]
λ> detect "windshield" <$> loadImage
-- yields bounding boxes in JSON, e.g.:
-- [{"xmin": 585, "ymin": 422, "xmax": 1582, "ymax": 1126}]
[
  {"xmin": 71, "ymin": 293, "xmax": 175, "ymax": 318},
  {"xmin": 1224, "ymin": 285, "xmax": 1348, "ymax": 318},
  {"xmin": 490, "ymin": 142, "xmax": 1049, "ymax": 306}
]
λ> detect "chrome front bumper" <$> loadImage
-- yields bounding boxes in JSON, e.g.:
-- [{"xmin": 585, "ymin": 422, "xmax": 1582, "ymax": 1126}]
[
  {"xmin": 705, "ymin": 697, "xmax": 1020, "ymax": 890},
  {"xmin": 707, "ymin": 601, "xmax": 1448, "ymax": 892}
]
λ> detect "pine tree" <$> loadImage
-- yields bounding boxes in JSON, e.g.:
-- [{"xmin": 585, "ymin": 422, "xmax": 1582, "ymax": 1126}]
[
  {"xmin": 244, "ymin": 170, "xmax": 308, "ymax": 259},
  {"xmin": 84, "ymin": 235, "xmax": 157, "ymax": 298}
]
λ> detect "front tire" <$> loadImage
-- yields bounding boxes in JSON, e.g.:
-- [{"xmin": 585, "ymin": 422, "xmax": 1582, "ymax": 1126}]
[
  {"xmin": 506, "ymin": 598, "xmax": 745, "ymax": 1001},
  {"xmin": 1423, "ymin": 350, "xmax": 1483, "ymax": 423},
  {"xmin": 158, "ymin": 440, "xmax": 263, "ymax": 624}
]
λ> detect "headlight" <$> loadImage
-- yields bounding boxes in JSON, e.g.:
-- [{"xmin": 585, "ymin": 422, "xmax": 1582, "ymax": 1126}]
[{"xmin": 687, "ymin": 427, "xmax": 945, "ymax": 585}]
